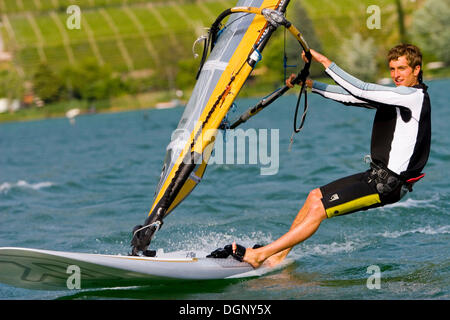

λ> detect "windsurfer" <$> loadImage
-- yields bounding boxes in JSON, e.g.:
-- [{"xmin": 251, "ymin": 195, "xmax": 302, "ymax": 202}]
[{"xmin": 239, "ymin": 44, "xmax": 431, "ymax": 268}]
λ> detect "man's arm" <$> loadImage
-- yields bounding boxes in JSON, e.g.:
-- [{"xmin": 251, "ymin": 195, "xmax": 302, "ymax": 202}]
[
  {"xmin": 286, "ymin": 72, "xmax": 372, "ymax": 108},
  {"xmin": 325, "ymin": 62, "xmax": 419, "ymax": 110},
  {"xmin": 311, "ymin": 81, "xmax": 374, "ymax": 108},
  {"xmin": 304, "ymin": 49, "xmax": 421, "ymax": 111}
]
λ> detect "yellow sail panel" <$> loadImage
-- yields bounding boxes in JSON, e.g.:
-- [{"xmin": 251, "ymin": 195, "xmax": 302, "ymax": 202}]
[
  {"xmin": 192, "ymin": 63, "xmax": 254, "ymax": 155},
  {"xmin": 166, "ymin": 140, "xmax": 215, "ymax": 214}
]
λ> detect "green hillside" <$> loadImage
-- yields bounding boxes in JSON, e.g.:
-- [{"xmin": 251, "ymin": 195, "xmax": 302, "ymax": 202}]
[
  {"xmin": 1, "ymin": 0, "xmax": 234, "ymax": 76},
  {"xmin": 1, "ymin": 0, "xmax": 428, "ymax": 77},
  {"xmin": 0, "ymin": 0, "xmax": 441, "ymax": 122}
]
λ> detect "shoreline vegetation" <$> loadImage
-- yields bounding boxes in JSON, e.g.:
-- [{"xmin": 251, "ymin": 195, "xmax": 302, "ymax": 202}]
[
  {"xmin": 1, "ymin": 70, "xmax": 448, "ymax": 124},
  {"xmin": 0, "ymin": 90, "xmax": 186, "ymax": 124}
]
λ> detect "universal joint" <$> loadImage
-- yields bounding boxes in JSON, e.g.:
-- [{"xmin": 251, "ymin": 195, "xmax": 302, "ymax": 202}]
[{"xmin": 261, "ymin": 8, "xmax": 290, "ymax": 28}]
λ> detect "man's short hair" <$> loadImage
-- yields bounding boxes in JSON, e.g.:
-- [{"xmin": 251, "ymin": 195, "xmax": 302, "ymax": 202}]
[{"xmin": 388, "ymin": 44, "xmax": 423, "ymax": 82}]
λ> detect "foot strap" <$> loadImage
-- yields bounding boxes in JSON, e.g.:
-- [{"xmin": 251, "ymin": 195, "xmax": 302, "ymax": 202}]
[
  {"xmin": 206, "ymin": 243, "xmax": 262, "ymax": 261},
  {"xmin": 230, "ymin": 243, "xmax": 246, "ymax": 262}
]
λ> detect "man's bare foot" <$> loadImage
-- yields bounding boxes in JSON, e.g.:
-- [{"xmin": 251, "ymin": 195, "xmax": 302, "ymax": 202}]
[
  {"xmin": 243, "ymin": 247, "xmax": 288, "ymax": 268},
  {"xmin": 242, "ymin": 247, "xmax": 265, "ymax": 268},
  {"xmin": 263, "ymin": 252, "xmax": 286, "ymax": 268}
]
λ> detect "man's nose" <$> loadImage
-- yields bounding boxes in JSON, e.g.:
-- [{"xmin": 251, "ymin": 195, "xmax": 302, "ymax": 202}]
[{"xmin": 392, "ymin": 69, "xmax": 400, "ymax": 78}]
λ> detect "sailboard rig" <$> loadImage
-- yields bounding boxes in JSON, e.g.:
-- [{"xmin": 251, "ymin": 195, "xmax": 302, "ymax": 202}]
[{"xmin": 131, "ymin": 0, "xmax": 312, "ymax": 256}]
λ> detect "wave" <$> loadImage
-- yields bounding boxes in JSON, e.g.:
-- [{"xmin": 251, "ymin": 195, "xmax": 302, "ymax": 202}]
[
  {"xmin": 379, "ymin": 225, "xmax": 450, "ymax": 239},
  {"xmin": 156, "ymin": 223, "xmax": 448, "ymax": 261},
  {"xmin": 294, "ymin": 240, "xmax": 363, "ymax": 259},
  {"xmin": 0, "ymin": 180, "xmax": 54, "ymax": 193},
  {"xmin": 381, "ymin": 195, "xmax": 440, "ymax": 210}
]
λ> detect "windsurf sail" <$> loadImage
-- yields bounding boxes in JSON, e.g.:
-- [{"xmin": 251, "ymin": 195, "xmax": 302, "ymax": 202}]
[{"xmin": 131, "ymin": 0, "xmax": 311, "ymax": 256}]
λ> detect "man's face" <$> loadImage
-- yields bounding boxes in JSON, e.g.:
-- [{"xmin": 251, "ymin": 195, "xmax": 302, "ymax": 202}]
[{"xmin": 389, "ymin": 55, "xmax": 420, "ymax": 87}]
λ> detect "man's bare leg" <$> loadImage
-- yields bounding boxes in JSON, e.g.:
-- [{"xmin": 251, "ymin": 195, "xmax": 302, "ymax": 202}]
[
  {"xmin": 242, "ymin": 188, "xmax": 327, "ymax": 268},
  {"xmin": 264, "ymin": 188, "xmax": 320, "ymax": 265}
]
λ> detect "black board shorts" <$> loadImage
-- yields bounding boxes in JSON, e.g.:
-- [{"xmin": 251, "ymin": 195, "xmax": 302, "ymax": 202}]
[{"xmin": 320, "ymin": 170, "xmax": 404, "ymax": 218}]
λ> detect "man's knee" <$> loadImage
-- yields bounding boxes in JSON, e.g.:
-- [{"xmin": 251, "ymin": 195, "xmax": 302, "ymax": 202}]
[
  {"xmin": 307, "ymin": 188, "xmax": 327, "ymax": 221},
  {"xmin": 307, "ymin": 188, "xmax": 323, "ymax": 202}
]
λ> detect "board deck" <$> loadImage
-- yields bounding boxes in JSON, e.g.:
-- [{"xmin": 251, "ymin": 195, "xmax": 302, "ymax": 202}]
[{"xmin": 0, "ymin": 247, "xmax": 292, "ymax": 291}]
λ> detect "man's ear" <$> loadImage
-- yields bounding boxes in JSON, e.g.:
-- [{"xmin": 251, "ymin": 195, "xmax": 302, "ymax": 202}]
[{"xmin": 413, "ymin": 65, "xmax": 421, "ymax": 77}]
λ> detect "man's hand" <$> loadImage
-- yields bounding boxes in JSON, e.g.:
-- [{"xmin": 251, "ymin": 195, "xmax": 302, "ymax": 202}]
[
  {"xmin": 286, "ymin": 48, "xmax": 332, "ymax": 88},
  {"xmin": 286, "ymin": 73, "xmax": 313, "ymax": 89},
  {"xmin": 302, "ymin": 49, "xmax": 332, "ymax": 69}
]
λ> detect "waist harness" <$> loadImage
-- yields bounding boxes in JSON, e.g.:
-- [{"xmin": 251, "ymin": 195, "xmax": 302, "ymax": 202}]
[{"xmin": 368, "ymin": 162, "xmax": 425, "ymax": 195}]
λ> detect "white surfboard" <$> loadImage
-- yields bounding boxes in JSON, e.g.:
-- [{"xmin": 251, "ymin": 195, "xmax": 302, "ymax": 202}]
[{"xmin": 0, "ymin": 247, "xmax": 292, "ymax": 291}]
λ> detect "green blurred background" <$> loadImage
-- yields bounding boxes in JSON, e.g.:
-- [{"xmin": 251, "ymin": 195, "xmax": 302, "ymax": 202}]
[{"xmin": 0, "ymin": 0, "xmax": 448, "ymax": 122}]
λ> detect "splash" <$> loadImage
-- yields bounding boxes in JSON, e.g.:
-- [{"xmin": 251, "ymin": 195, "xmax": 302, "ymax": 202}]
[{"xmin": 166, "ymin": 230, "xmax": 275, "ymax": 253}]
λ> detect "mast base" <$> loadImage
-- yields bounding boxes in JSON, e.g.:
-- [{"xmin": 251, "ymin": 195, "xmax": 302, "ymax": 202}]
[{"xmin": 130, "ymin": 220, "xmax": 162, "ymax": 256}]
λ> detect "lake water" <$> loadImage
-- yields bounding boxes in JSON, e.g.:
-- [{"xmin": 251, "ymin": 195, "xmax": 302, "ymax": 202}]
[{"xmin": 0, "ymin": 79, "xmax": 449, "ymax": 300}]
